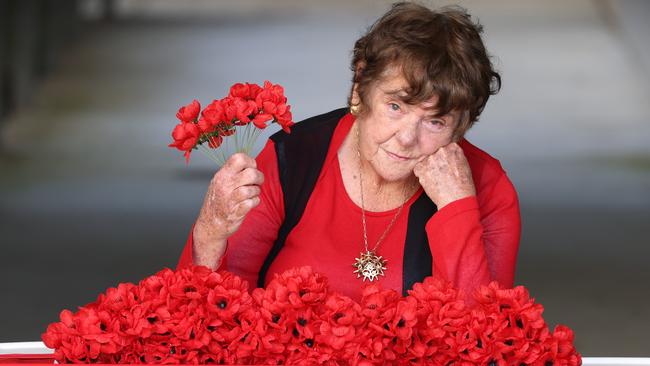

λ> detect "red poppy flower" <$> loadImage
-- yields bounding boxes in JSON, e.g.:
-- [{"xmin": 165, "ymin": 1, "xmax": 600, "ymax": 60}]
[
  {"xmin": 229, "ymin": 82, "xmax": 251, "ymax": 99},
  {"xmin": 175, "ymin": 99, "xmax": 200, "ymax": 123},
  {"xmin": 278, "ymin": 266, "xmax": 330, "ymax": 306},
  {"xmin": 233, "ymin": 98, "xmax": 257, "ymax": 125},
  {"xmin": 218, "ymin": 120, "xmax": 235, "ymax": 136},
  {"xmin": 285, "ymin": 340, "xmax": 336, "ymax": 365},
  {"xmin": 360, "ymin": 284, "xmax": 400, "ymax": 320},
  {"xmin": 390, "ymin": 298, "xmax": 418, "ymax": 340},
  {"xmin": 276, "ymin": 108, "xmax": 294, "ymax": 133},
  {"xmin": 221, "ymin": 96, "xmax": 238, "ymax": 123},
  {"xmin": 248, "ymin": 83, "xmax": 263, "ymax": 100},
  {"xmin": 197, "ymin": 100, "xmax": 224, "ymax": 133},
  {"xmin": 207, "ymin": 135, "xmax": 222, "ymax": 149},
  {"xmin": 205, "ymin": 272, "xmax": 252, "ymax": 322},
  {"xmin": 551, "ymin": 325, "xmax": 581, "ymax": 365},
  {"xmin": 168, "ymin": 122, "xmax": 200, "ymax": 163},
  {"xmin": 255, "ymin": 81, "xmax": 285, "ymax": 109},
  {"xmin": 317, "ymin": 293, "xmax": 364, "ymax": 351},
  {"xmin": 228, "ymin": 82, "xmax": 263, "ymax": 100},
  {"xmin": 408, "ymin": 276, "xmax": 459, "ymax": 305},
  {"xmin": 252, "ymin": 113, "xmax": 273, "ymax": 129},
  {"xmin": 255, "ymin": 266, "xmax": 329, "ymax": 316}
]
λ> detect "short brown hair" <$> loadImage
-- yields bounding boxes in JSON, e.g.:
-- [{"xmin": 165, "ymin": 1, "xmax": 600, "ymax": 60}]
[{"xmin": 348, "ymin": 2, "xmax": 501, "ymax": 138}]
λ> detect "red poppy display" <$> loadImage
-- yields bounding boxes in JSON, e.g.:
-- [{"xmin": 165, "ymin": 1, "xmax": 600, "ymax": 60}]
[{"xmin": 42, "ymin": 266, "xmax": 580, "ymax": 365}]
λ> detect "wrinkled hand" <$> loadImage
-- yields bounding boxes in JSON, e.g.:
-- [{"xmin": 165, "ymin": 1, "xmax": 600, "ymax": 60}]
[
  {"xmin": 413, "ymin": 142, "xmax": 476, "ymax": 210},
  {"xmin": 194, "ymin": 153, "xmax": 264, "ymax": 241}
]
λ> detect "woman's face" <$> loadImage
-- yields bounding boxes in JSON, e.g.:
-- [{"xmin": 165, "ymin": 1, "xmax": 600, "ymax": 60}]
[{"xmin": 353, "ymin": 69, "xmax": 465, "ymax": 184}]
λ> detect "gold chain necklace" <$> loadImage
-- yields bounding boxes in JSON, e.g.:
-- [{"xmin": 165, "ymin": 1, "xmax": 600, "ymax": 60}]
[{"xmin": 352, "ymin": 128, "xmax": 409, "ymax": 282}]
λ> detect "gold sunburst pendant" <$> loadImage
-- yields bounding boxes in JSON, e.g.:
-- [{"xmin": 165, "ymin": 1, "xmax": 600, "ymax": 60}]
[{"xmin": 353, "ymin": 250, "xmax": 387, "ymax": 282}]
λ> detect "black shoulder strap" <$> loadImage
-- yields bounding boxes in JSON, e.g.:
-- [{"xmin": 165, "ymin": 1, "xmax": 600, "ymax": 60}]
[
  {"xmin": 402, "ymin": 193, "xmax": 437, "ymax": 295},
  {"xmin": 257, "ymin": 107, "xmax": 349, "ymax": 287}
]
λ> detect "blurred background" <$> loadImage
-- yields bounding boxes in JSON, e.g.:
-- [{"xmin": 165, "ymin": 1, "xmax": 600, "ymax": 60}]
[{"xmin": 1, "ymin": 0, "xmax": 649, "ymax": 356}]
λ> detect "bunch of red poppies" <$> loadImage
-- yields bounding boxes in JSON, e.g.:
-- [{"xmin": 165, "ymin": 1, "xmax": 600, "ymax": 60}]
[
  {"xmin": 42, "ymin": 266, "xmax": 580, "ymax": 365},
  {"xmin": 168, "ymin": 81, "xmax": 294, "ymax": 164}
]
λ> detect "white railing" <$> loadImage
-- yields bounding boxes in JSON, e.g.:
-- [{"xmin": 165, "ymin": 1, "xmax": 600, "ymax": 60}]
[
  {"xmin": 0, "ymin": 341, "xmax": 51, "ymax": 354},
  {"xmin": 583, "ymin": 359, "xmax": 650, "ymax": 366},
  {"xmin": 0, "ymin": 342, "xmax": 648, "ymax": 365}
]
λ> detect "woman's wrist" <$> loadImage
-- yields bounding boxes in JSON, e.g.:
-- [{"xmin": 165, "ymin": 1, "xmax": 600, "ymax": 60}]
[
  {"xmin": 194, "ymin": 215, "xmax": 229, "ymax": 242},
  {"xmin": 192, "ymin": 219, "xmax": 228, "ymax": 269}
]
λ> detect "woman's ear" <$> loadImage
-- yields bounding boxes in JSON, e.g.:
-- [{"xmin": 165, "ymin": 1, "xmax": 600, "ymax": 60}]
[
  {"xmin": 349, "ymin": 84, "xmax": 361, "ymax": 116},
  {"xmin": 350, "ymin": 61, "xmax": 366, "ymax": 115},
  {"xmin": 353, "ymin": 61, "xmax": 366, "ymax": 81},
  {"xmin": 351, "ymin": 83, "xmax": 361, "ymax": 106}
]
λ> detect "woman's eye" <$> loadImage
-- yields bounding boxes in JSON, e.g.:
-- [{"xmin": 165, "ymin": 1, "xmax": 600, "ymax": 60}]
[
  {"xmin": 389, "ymin": 103, "xmax": 401, "ymax": 111},
  {"xmin": 425, "ymin": 119, "xmax": 445, "ymax": 130}
]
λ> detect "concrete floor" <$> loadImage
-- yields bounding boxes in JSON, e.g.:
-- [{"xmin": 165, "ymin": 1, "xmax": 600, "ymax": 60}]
[{"xmin": 1, "ymin": 0, "xmax": 649, "ymax": 357}]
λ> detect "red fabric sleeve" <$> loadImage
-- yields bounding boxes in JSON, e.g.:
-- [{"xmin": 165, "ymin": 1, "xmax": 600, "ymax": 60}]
[
  {"xmin": 176, "ymin": 139, "xmax": 285, "ymax": 287},
  {"xmin": 425, "ymin": 171, "xmax": 521, "ymax": 297}
]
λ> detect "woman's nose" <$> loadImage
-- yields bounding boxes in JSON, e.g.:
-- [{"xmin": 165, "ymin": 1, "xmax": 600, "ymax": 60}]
[{"xmin": 395, "ymin": 118, "xmax": 419, "ymax": 147}]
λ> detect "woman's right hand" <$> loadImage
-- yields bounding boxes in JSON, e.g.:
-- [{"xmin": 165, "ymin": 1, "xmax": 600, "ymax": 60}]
[{"xmin": 193, "ymin": 152, "xmax": 265, "ymax": 248}]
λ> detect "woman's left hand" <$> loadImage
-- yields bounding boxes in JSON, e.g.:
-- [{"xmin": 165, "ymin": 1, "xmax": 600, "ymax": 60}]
[{"xmin": 413, "ymin": 142, "xmax": 476, "ymax": 210}]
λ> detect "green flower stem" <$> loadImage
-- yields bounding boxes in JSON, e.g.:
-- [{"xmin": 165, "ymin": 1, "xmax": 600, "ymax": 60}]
[
  {"xmin": 198, "ymin": 144, "xmax": 223, "ymax": 165},
  {"xmin": 219, "ymin": 145, "xmax": 227, "ymax": 164},
  {"xmin": 244, "ymin": 124, "xmax": 254, "ymax": 155},
  {"xmin": 234, "ymin": 124, "xmax": 241, "ymax": 153},
  {"xmin": 196, "ymin": 121, "xmax": 267, "ymax": 166},
  {"xmin": 209, "ymin": 144, "xmax": 225, "ymax": 166}
]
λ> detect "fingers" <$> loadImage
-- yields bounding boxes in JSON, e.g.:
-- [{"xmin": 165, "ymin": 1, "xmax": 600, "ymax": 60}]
[
  {"xmin": 411, "ymin": 142, "xmax": 475, "ymax": 209},
  {"xmin": 412, "ymin": 160, "xmax": 424, "ymax": 177},
  {"xmin": 224, "ymin": 168, "xmax": 263, "ymax": 222},
  {"xmin": 232, "ymin": 196, "xmax": 261, "ymax": 218},
  {"xmin": 231, "ymin": 185, "xmax": 261, "ymax": 203},
  {"xmin": 427, "ymin": 142, "xmax": 464, "ymax": 164},
  {"xmin": 434, "ymin": 142, "xmax": 461, "ymax": 155},
  {"xmin": 198, "ymin": 153, "xmax": 264, "ymax": 238},
  {"xmin": 413, "ymin": 142, "xmax": 466, "ymax": 176},
  {"xmin": 223, "ymin": 152, "xmax": 257, "ymax": 173},
  {"xmin": 211, "ymin": 153, "xmax": 264, "ymax": 190},
  {"xmin": 235, "ymin": 167, "xmax": 264, "ymax": 187}
]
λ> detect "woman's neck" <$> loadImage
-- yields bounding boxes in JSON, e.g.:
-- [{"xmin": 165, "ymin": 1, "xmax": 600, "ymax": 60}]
[
  {"xmin": 338, "ymin": 122, "xmax": 420, "ymax": 211},
  {"xmin": 358, "ymin": 157, "xmax": 418, "ymax": 199}
]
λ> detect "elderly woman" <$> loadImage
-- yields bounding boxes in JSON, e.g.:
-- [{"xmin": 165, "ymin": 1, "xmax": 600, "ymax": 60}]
[{"xmin": 178, "ymin": 2, "xmax": 520, "ymax": 301}]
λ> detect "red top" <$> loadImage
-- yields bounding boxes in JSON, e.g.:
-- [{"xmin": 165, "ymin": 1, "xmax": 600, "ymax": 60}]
[{"xmin": 178, "ymin": 112, "xmax": 521, "ymax": 301}]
